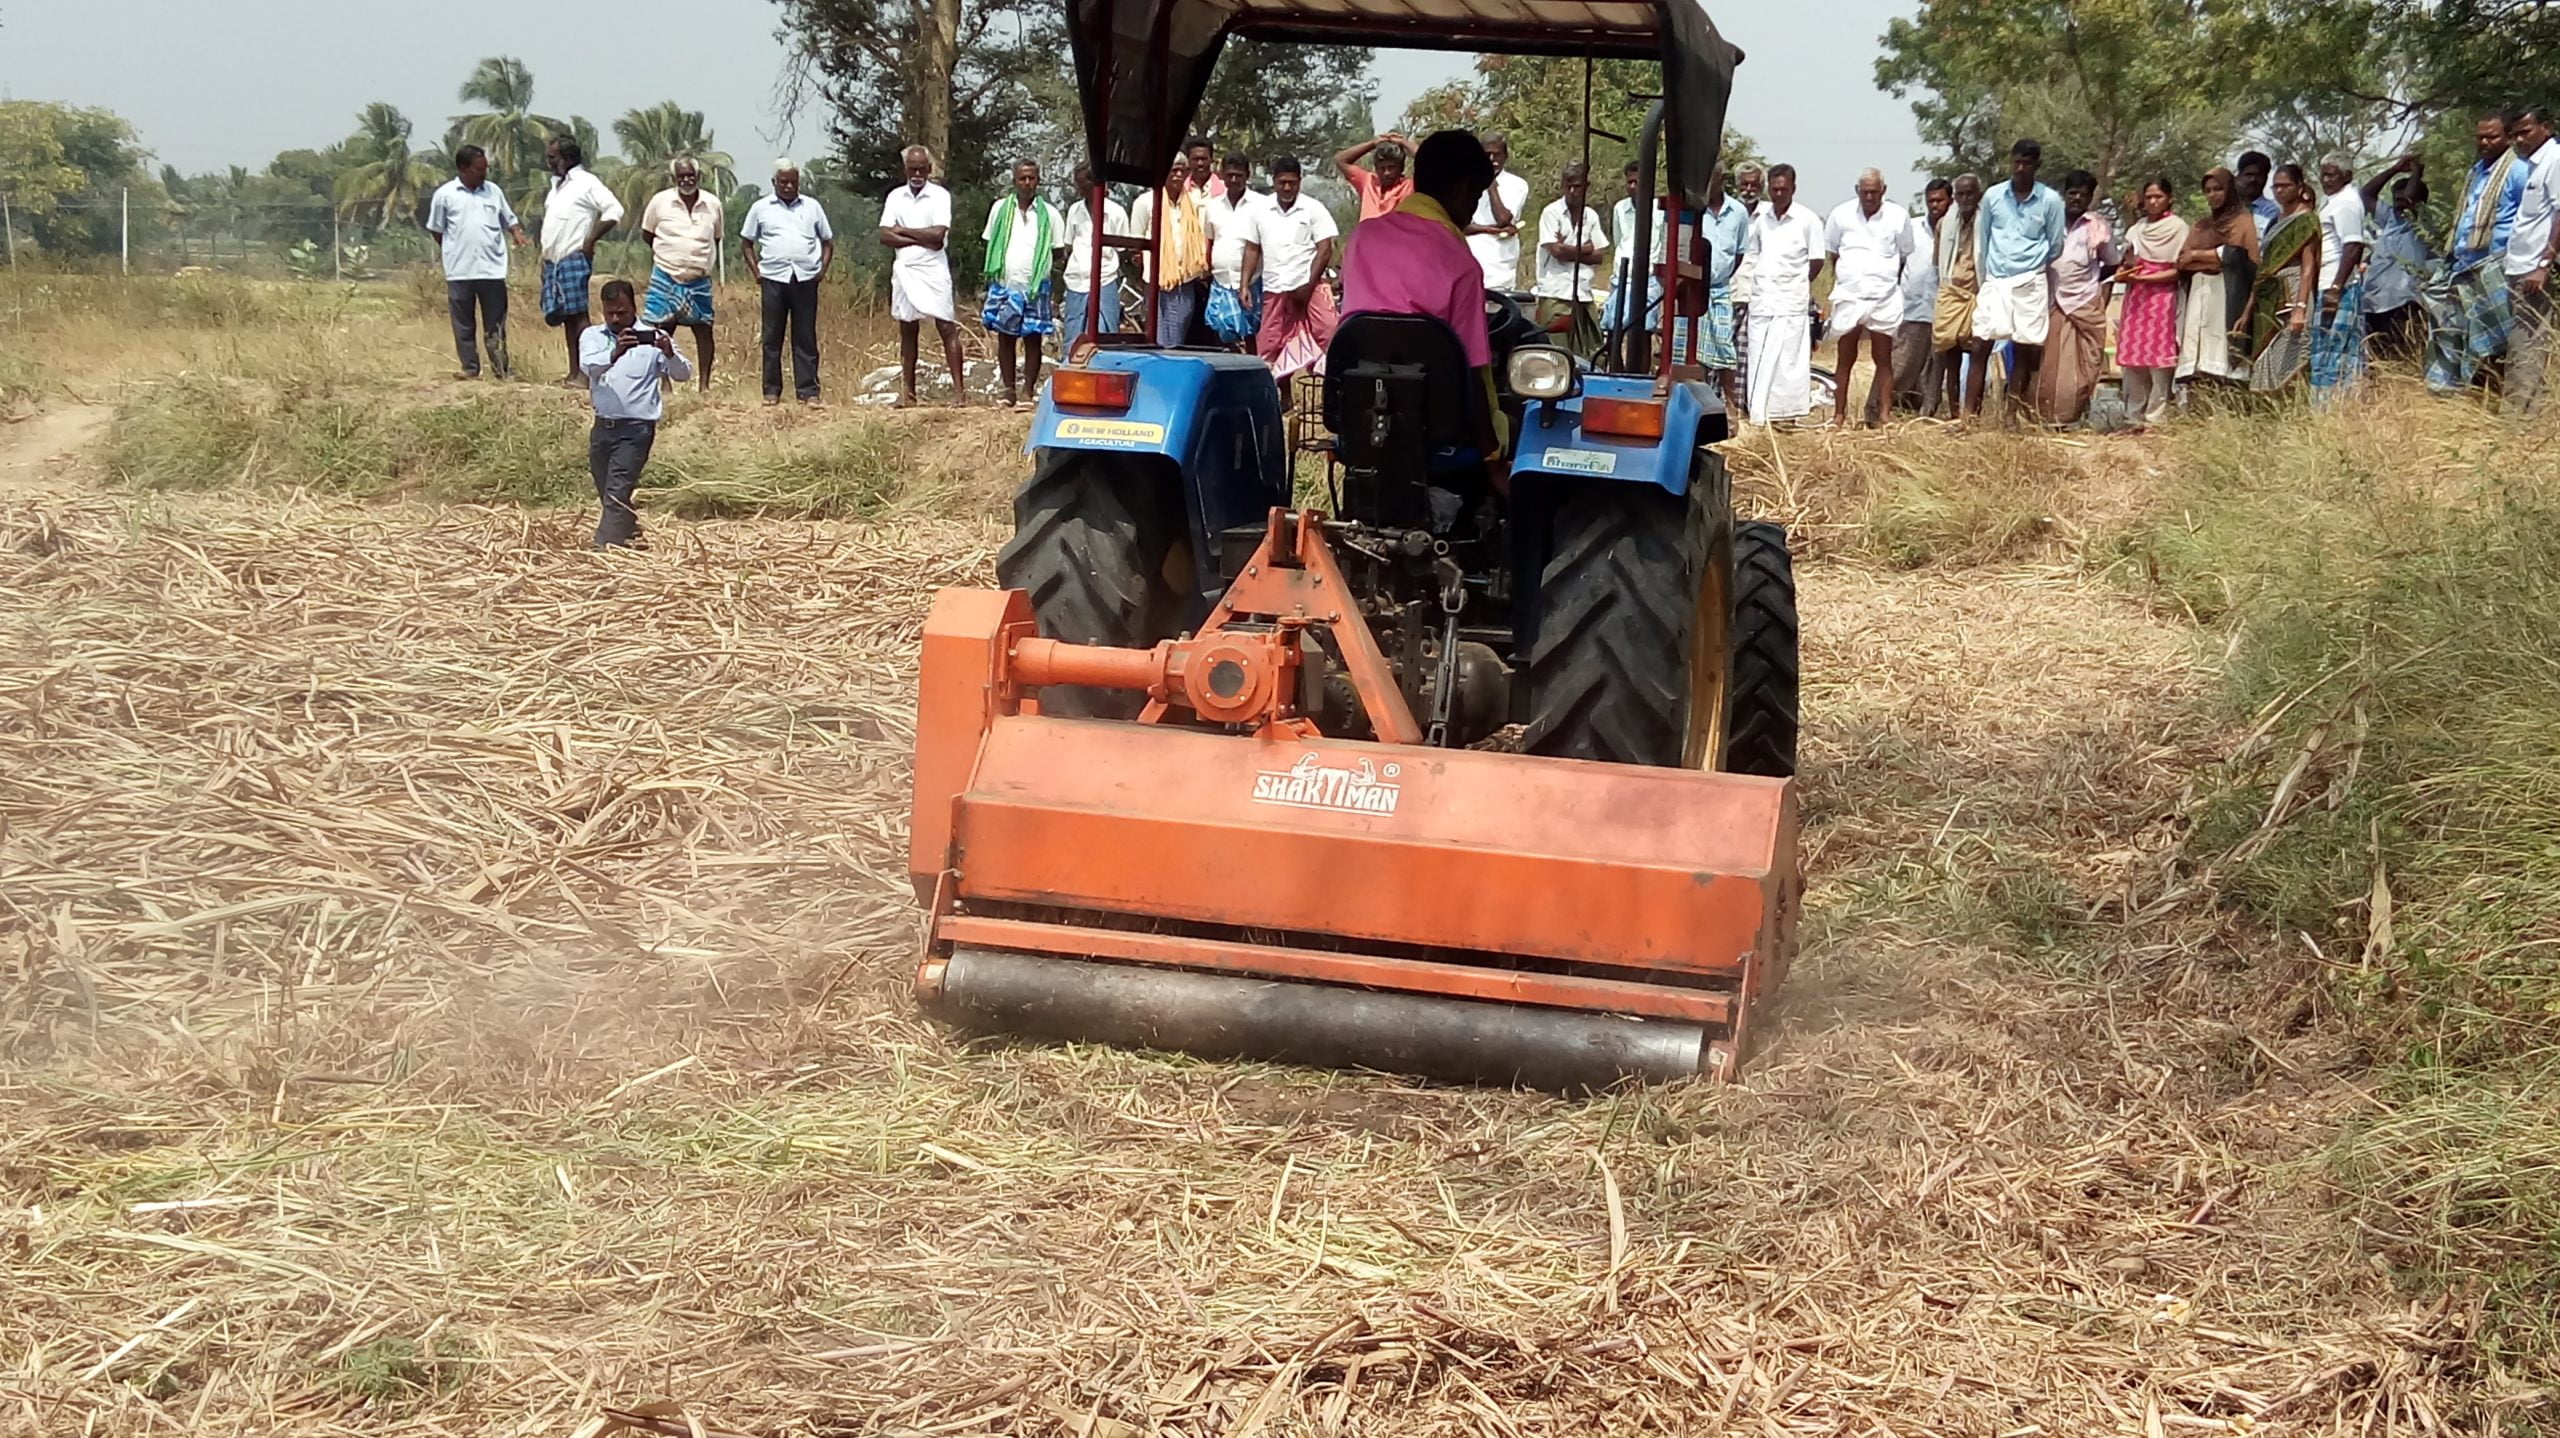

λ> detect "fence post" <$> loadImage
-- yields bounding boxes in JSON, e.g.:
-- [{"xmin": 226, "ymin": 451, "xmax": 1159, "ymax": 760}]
[
  {"xmin": 334, "ymin": 209, "xmax": 343, "ymax": 281},
  {"xmin": 121, "ymin": 188, "xmax": 131, "ymax": 275},
  {"xmin": 2, "ymin": 193, "xmax": 14, "ymax": 271}
]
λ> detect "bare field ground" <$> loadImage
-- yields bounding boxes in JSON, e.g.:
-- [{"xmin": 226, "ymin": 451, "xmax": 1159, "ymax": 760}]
[{"xmin": 0, "ymin": 281, "xmax": 2534, "ymax": 1437}]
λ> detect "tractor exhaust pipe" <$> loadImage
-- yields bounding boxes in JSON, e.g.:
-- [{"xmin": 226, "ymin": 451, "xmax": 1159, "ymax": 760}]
[{"xmin": 927, "ymin": 949, "xmax": 1718, "ymax": 1092}]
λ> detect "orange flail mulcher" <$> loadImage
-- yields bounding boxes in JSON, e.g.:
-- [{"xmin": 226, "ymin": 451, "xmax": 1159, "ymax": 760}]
[{"xmin": 909, "ymin": 511, "xmax": 1799, "ymax": 1090}]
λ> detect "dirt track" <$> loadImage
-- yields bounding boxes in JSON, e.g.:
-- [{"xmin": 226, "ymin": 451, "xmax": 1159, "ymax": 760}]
[{"xmin": 0, "ymin": 406, "xmax": 2493, "ymax": 1436}]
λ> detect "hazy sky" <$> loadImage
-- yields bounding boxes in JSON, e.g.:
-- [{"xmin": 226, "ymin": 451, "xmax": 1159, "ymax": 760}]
[{"xmin": 1, "ymin": 0, "xmax": 1925, "ymax": 206}]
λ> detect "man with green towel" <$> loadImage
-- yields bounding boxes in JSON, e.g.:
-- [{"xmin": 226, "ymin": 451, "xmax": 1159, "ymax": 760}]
[{"xmin": 980, "ymin": 158, "xmax": 1069, "ymax": 407}]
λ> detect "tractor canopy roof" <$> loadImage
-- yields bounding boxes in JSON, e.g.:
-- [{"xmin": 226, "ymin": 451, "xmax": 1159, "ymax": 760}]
[{"xmin": 1069, "ymin": 0, "xmax": 1740, "ymax": 207}]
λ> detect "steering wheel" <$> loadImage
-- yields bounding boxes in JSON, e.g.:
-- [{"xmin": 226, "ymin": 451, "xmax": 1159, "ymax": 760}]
[{"xmin": 1483, "ymin": 289, "xmax": 1541, "ymax": 354}]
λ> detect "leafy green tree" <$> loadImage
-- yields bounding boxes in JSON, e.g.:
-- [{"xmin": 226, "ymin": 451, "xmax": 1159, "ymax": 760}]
[
  {"xmin": 1876, "ymin": 0, "xmax": 2265, "ymax": 197},
  {"xmin": 1195, "ymin": 43, "xmax": 1377, "ymax": 167},
  {"xmin": 1400, "ymin": 57, "xmax": 1757, "ymax": 204},
  {"xmin": 774, "ymin": 0, "xmax": 1060, "ymax": 191},
  {"xmin": 0, "ymin": 101, "xmax": 164, "ymax": 256},
  {"xmin": 609, "ymin": 102, "xmax": 739, "ymax": 218},
  {"xmin": 0, "ymin": 102, "xmax": 91, "ymax": 224},
  {"xmin": 335, "ymin": 103, "xmax": 443, "ymax": 229},
  {"xmin": 451, "ymin": 56, "xmax": 564, "ymax": 204}
]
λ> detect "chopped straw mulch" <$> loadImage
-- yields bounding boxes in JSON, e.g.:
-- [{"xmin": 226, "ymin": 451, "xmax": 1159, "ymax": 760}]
[{"xmin": 0, "ymin": 472, "xmax": 2522, "ymax": 1436}]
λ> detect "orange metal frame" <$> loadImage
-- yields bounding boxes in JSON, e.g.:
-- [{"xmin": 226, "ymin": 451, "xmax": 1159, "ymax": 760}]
[{"xmin": 907, "ymin": 509, "xmax": 1799, "ymax": 1080}]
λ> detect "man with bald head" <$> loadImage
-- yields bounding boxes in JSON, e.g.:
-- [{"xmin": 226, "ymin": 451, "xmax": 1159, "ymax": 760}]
[
  {"xmin": 638, "ymin": 158, "xmax": 723, "ymax": 392},
  {"xmin": 1823, "ymin": 167, "xmax": 1912, "ymax": 426},
  {"xmin": 880, "ymin": 145, "xmax": 964, "ymax": 406}
]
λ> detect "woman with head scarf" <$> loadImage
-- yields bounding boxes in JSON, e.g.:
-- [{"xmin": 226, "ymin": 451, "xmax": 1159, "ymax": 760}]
[
  {"xmin": 2114, "ymin": 177, "xmax": 2190, "ymax": 428},
  {"xmin": 2246, "ymin": 162, "xmax": 2322, "ymax": 391},
  {"xmin": 2177, "ymin": 167, "xmax": 2261, "ymax": 387}
]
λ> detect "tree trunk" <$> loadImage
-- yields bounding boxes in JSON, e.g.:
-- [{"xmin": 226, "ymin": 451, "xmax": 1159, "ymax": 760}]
[{"xmin": 905, "ymin": 0, "xmax": 962, "ymax": 166}]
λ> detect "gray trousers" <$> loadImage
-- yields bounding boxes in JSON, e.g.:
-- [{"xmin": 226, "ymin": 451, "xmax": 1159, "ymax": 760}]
[
  {"xmin": 588, "ymin": 417, "xmax": 656, "ymax": 548},
  {"xmin": 2504, "ymin": 281, "xmax": 2554, "ymax": 415},
  {"xmin": 447, "ymin": 279, "xmax": 510, "ymax": 378},
  {"xmin": 1890, "ymin": 319, "xmax": 1942, "ymax": 415}
]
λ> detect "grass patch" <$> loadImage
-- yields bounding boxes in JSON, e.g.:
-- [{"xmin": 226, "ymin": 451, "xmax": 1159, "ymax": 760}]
[
  {"xmin": 101, "ymin": 377, "xmax": 944, "ymax": 516},
  {"xmin": 2124, "ymin": 388, "xmax": 2560, "ymax": 1335}
]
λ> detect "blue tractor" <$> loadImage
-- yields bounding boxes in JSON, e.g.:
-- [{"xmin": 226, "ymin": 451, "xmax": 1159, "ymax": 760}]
[{"xmin": 998, "ymin": 0, "xmax": 1795, "ymax": 777}]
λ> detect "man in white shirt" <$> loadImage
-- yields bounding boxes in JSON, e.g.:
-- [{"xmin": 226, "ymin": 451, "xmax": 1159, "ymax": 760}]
[
  {"xmin": 423, "ymin": 144, "xmax": 529, "ymax": 380},
  {"xmin": 637, "ymin": 158, "xmax": 723, "ymax": 393},
  {"xmin": 1254, "ymin": 154, "xmax": 1341, "ymax": 388},
  {"xmin": 1534, "ymin": 163, "xmax": 1610, "ymax": 356},
  {"xmin": 742, "ymin": 158, "xmax": 835, "ymax": 406},
  {"xmin": 879, "ymin": 145, "xmax": 962, "ymax": 407},
  {"xmin": 1745, "ymin": 163, "xmax": 1825, "ymax": 425},
  {"xmin": 1466, "ymin": 132, "xmax": 1531, "ymax": 289},
  {"xmin": 1060, "ymin": 162, "xmax": 1132, "ymax": 343},
  {"xmin": 2312, "ymin": 154, "xmax": 2372, "ymax": 408},
  {"xmin": 1200, "ymin": 152, "xmax": 1270, "ymax": 348},
  {"xmin": 1823, "ymin": 168, "xmax": 1913, "ymax": 427},
  {"xmin": 2502, "ymin": 105, "xmax": 2560, "ymax": 413},
  {"xmin": 579, "ymin": 279, "xmax": 692, "ymax": 549},
  {"xmin": 979, "ymin": 157, "xmax": 1068, "ymax": 407},
  {"xmin": 537, "ymin": 137, "xmax": 625, "ymax": 383},
  {"xmin": 1890, "ymin": 178, "xmax": 1949, "ymax": 416}
]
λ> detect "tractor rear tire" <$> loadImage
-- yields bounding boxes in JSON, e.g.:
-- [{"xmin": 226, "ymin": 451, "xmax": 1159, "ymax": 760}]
[
  {"xmin": 1721, "ymin": 520, "xmax": 1800, "ymax": 778},
  {"xmin": 996, "ymin": 451, "xmax": 1183, "ymax": 719},
  {"xmin": 1525, "ymin": 488, "xmax": 1800, "ymax": 775}
]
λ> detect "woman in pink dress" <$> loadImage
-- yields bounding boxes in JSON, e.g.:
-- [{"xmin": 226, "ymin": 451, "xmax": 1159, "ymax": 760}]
[{"xmin": 2114, "ymin": 177, "xmax": 2190, "ymax": 429}]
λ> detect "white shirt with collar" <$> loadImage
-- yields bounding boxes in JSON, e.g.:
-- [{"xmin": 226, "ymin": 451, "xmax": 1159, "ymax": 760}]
[
  {"xmin": 2319, "ymin": 185, "xmax": 2368, "ymax": 293},
  {"xmin": 539, "ymin": 165, "xmax": 625, "ymax": 262},
  {"xmin": 1257, "ymin": 193, "xmax": 1339, "ymax": 292},
  {"xmin": 1061, "ymin": 193, "xmax": 1131, "ymax": 293},
  {"xmin": 1469, "ymin": 168, "xmax": 1533, "ymax": 288},
  {"xmin": 1823, "ymin": 197, "xmax": 1912, "ymax": 307},
  {"xmin": 1203, "ymin": 187, "xmax": 1270, "ymax": 289},
  {"xmin": 2506, "ymin": 136, "xmax": 2560, "ymax": 278},
  {"xmin": 1747, "ymin": 200, "xmax": 1825, "ymax": 309},
  {"xmin": 742, "ymin": 193, "xmax": 836, "ymax": 282},
  {"xmin": 1534, "ymin": 197, "xmax": 1610, "ymax": 301},
  {"xmin": 426, "ymin": 178, "xmax": 517, "ymax": 282},
  {"xmin": 638, "ymin": 188, "xmax": 723, "ymax": 282},
  {"xmin": 581, "ymin": 323, "xmax": 693, "ymax": 422}
]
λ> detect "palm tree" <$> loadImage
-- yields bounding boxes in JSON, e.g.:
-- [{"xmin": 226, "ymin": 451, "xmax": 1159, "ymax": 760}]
[
  {"xmin": 609, "ymin": 101, "xmax": 739, "ymax": 217},
  {"xmin": 335, "ymin": 103, "xmax": 443, "ymax": 229},
  {"xmin": 452, "ymin": 56, "xmax": 562, "ymax": 205}
]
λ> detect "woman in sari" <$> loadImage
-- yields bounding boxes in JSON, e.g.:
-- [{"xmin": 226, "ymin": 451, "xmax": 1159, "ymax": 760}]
[
  {"xmin": 2114, "ymin": 177, "xmax": 2190, "ymax": 429},
  {"xmin": 2245, "ymin": 163, "xmax": 2321, "ymax": 392},
  {"xmin": 2177, "ymin": 168, "xmax": 2259, "ymax": 388}
]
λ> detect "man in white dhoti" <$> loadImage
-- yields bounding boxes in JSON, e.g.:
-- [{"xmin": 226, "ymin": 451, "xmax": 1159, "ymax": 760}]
[
  {"xmin": 1823, "ymin": 168, "xmax": 1912, "ymax": 427},
  {"xmin": 1745, "ymin": 164, "xmax": 1824, "ymax": 425},
  {"xmin": 879, "ymin": 145, "xmax": 966, "ymax": 407}
]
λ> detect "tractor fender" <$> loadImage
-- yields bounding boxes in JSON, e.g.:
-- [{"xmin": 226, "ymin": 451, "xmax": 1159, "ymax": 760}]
[
  {"xmin": 1025, "ymin": 347, "xmax": 1289, "ymax": 609},
  {"xmin": 1507, "ymin": 375, "xmax": 1724, "ymax": 496}
]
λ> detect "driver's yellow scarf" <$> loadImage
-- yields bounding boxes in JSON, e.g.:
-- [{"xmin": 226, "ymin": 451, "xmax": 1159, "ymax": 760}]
[{"xmin": 1394, "ymin": 191, "xmax": 1463, "ymax": 236}]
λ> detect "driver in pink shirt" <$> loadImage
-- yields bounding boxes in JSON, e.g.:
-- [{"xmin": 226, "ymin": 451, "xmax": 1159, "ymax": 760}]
[{"xmin": 1340, "ymin": 129, "xmax": 1502, "ymax": 461}]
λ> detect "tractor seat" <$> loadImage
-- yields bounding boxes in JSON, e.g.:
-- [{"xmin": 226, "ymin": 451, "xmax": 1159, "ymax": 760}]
[{"xmin": 1322, "ymin": 313, "xmax": 1474, "ymax": 473}]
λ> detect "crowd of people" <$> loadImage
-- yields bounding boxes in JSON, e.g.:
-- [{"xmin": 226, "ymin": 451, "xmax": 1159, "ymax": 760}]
[
  {"xmin": 413, "ymin": 104, "xmax": 2560, "ymax": 546},
  {"xmin": 1728, "ymin": 107, "xmax": 2560, "ymax": 431}
]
